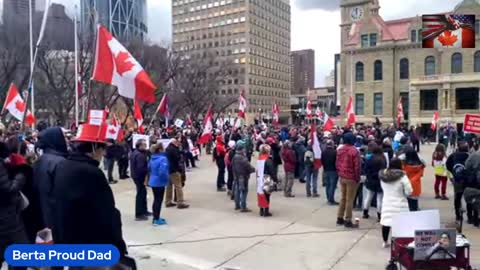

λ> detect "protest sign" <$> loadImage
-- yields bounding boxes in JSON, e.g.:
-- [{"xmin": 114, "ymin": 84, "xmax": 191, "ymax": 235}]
[
  {"xmin": 463, "ymin": 114, "xmax": 480, "ymax": 134},
  {"xmin": 414, "ymin": 229, "xmax": 456, "ymax": 261}
]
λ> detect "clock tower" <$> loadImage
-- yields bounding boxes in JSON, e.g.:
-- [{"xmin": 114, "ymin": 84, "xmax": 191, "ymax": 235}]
[{"xmin": 340, "ymin": 0, "xmax": 380, "ymax": 47}]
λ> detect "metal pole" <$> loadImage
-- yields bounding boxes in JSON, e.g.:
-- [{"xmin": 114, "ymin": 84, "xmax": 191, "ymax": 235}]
[
  {"xmin": 29, "ymin": 0, "xmax": 35, "ymax": 129},
  {"xmin": 74, "ymin": 5, "xmax": 79, "ymax": 127}
]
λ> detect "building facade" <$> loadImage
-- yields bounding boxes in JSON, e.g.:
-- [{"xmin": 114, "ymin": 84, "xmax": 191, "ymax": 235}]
[
  {"xmin": 80, "ymin": 0, "xmax": 148, "ymax": 42},
  {"xmin": 2, "ymin": 0, "xmax": 35, "ymax": 27},
  {"xmin": 290, "ymin": 86, "xmax": 336, "ymax": 124},
  {"xmin": 172, "ymin": 0, "xmax": 291, "ymax": 122},
  {"xmin": 290, "ymin": 49, "xmax": 315, "ymax": 95},
  {"xmin": 340, "ymin": 0, "xmax": 480, "ymax": 130}
]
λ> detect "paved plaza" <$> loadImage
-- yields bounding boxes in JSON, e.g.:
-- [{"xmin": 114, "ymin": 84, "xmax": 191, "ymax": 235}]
[{"xmin": 112, "ymin": 144, "xmax": 480, "ymax": 270}]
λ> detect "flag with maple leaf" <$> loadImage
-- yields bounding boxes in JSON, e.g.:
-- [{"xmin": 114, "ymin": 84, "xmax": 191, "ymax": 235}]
[
  {"xmin": 134, "ymin": 100, "xmax": 145, "ymax": 134},
  {"xmin": 156, "ymin": 94, "xmax": 169, "ymax": 118},
  {"xmin": 2, "ymin": 83, "xmax": 35, "ymax": 125},
  {"xmin": 422, "ymin": 14, "xmax": 475, "ymax": 48},
  {"xmin": 198, "ymin": 105, "xmax": 214, "ymax": 145},
  {"xmin": 310, "ymin": 123, "xmax": 322, "ymax": 170},
  {"xmin": 345, "ymin": 96, "xmax": 356, "ymax": 127},
  {"xmin": 396, "ymin": 97, "xmax": 404, "ymax": 127},
  {"xmin": 92, "ymin": 25, "xmax": 157, "ymax": 103},
  {"xmin": 305, "ymin": 97, "xmax": 313, "ymax": 119},
  {"xmin": 315, "ymin": 106, "xmax": 322, "ymax": 119},
  {"xmin": 431, "ymin": 112, "xmax": 439, "ymax": 131},
  {"xmin": 322, "ymin": 112, "xmax": 334, "ymax": 132},
  {"xmin": 272, "ymin": 102, "xmax": 279, "ymax": 128},
  {"xmin": 238, "ymin": 90, "xmax": 247, "ymax": 119},
  {"xmin": 106, "ymin": 113, "xmax": 123, "ymax": 141}
]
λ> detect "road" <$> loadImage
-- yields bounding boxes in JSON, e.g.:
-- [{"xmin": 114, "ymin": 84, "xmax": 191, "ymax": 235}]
[{"xmin": 111, "ymin": 144, "xmax": 480, "ymax": 270}]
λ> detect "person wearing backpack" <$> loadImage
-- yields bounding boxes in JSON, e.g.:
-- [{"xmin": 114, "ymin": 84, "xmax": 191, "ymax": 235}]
[
  {"xmin": 446, "ymin": 142, "xmax": 470, "ymax": 223},
  {"xmin": 148, "ymin": 143, "xmax": 170, "ymax": 226}
]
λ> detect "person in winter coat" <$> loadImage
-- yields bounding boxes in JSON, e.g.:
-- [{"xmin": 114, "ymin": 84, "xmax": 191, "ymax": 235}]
[
  {"xmin": 226, "ymin": 140, "xmax": 236, "ymax": 196},
  {"xmin": 148, "ymin": 143, "xmax": 170, "ymax": 226},
  {"xmin": 118, "ymin": 139, "xmax": 130, "ymax": 179},
  {"xmin": 0, "ymin": 141, "xmax": 29, "ymax": 269},
  {"xmin": 379, "ymin": 158, "xmax": 413, "ymax": 248},
  {"xmin": 33, "ymin": 127, "xmax": 68, "ymax": 232},
  {"xmin": 402, "ymin": 148, "xmax": 426, "ymax": 211},
  {"xmin": 304, "ymin": 145, "xmax": 319, "ymax": 197},
  {"xmin": 232, "ymin": 141, "xmax": 255, "ymax": 212},
  {"xmin": 363, "ymin": 145, "xmax": 387, "ymax": 221},
  {"xmin": 382, "ymin": 138, "xmax": 394, "ymax": 168},
  {"xmin": 165, "ymin": 139, "xmax": 189, "ymax": 209},
  {"xmin": 281, "ymin": 141, "xmax": 296, "ymax": 197},
  {"xmin": 446, "ymin": 142, "xmax": 471, "ymax": 223},
  {"xmin": 432, "ymin": 143, "xmax": 448, "ymax": 200},
  {"xmin": 322, "ymin": 140, "xmax": 338, "ymax": 205},
  {"xmin": 257, "ymin": 144, "xmax": 274, "ymax": 217},
  {"xmin": 52, "ymin": 124, "xmax": 127, "ymax": 257},
  {"xmin": 294, "ymin": 137, "xmax": 307, "ymax": 183},
  {"xmin": 105, "ymin": 139, "xmax": 122, "ymax": 184},
  {"xmin": 336, "ymin": 132, "xmax": 361, "ymax": 228},
  {"xmin": 464, "ymin": 147, "xmax": 480, "ymax": 226},
  {"xmin": 267, "ymin": 137, "xmax": 282, "ymax": 190},
  {"xmin": 130, "ymin": 139, "xmax": 150, "ymax": 220},
  {"xmin": 213, "ymin": 135, "xmax": 227, "ymax": 192}
]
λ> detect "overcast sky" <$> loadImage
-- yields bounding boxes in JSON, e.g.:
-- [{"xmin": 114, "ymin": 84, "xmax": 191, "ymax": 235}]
[{"xmin": 1, "ymin": 0, "xmax": 463, "ymax": 85}]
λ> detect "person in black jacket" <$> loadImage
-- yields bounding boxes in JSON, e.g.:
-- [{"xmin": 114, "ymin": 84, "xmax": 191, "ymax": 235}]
[
  {"xmin": 105, "ymin": 139, "xmax": 121, "ymax": 184},
  {"xmin": 118, "ymin": 139, "xmax": 130, "ymax": 179},
  {"xmin": 322, "ymin": 140, "xmax": 338, "ymax": 205},
  {"xmin": 363, "ymin": 145, "xmax": 387, "ymax": 221},
  {"xmin": 130, "ymin": 139, "xmax": 150, "ymax": 220},
  {"xmin": 52, "ymin": 124, "xmax": 127, "ymax": 257},
  {"xmin": 165, "ymin": 139, "xmax": 189, "ymax": 209}
]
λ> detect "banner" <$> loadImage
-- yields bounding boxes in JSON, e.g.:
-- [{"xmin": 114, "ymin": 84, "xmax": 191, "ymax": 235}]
[
  {"xmin": 88, "ymin": 110, "xmax": 106, "ymax": 126},
  {"xmin": 463, "ymin": 114, "xmax": 480, "ymax": 134}
]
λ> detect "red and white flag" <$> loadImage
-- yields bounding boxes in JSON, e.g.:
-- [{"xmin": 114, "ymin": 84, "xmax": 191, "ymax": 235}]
[
  {"xmin": 185, "ymin": 114, "xmax": 192, "ymax": 126},
  {"xmin": 346, "ymin": 96, "xmax": 356, "ymax": 127},
  {"xmin": 272, "ymin": 102, "xmax": 279, "ymax": 127},
  {"xmin": 306, "ymin": 97, "xmax": 313, "ymax": 119},
  {"xmin": 323, "ymin": 112, "xmax": 334, "ymax": 131},
  {"xmin": 422, "ymin": 15, "xmax": 475, "ymax": 48},
  {"xmin": 92, "ymin": 25, "xmax": 156, "ymax": 103},
  {"xmin": 2, "ymin": 83, "xmax": 35, "ymax": 125},
  {"xmin": 238, "ymin": 90, "xmax": 247, "ymax": 119},
  {"xmin": 216, "ymin": 116, "xmax": 224, "ymax": 128},
  {"xmin": 310, "ymin": 124, "xmax": 322, "ymax": 170},
  {"xmin": 396, "ymin": 97, "xmax": 404, "ymax": 127},
  {"xmin": 198, "ymin": 106, "xmax": 214, "ymax": 144},
  {"xmin": 134, "ymin": 100, "xmax": 145, "ymax": 134},
  {"xmin": 431, "ymin": 111, "xmax": 439, "ymax": 130},
  {"xmin": 156, "ymin": 94, "xmax": 169, "ymax": 117},
  {"xmin": 106, "ymin": 113, "xmax": 124, "ymax": 141},
  {"xmin": 315, "ymin": 106, "xmax": 322, "ymax": 119}
]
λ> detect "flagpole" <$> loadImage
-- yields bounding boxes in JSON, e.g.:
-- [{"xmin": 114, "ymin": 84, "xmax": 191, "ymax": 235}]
[
  {"xmin": 29, "ymin": 0, "xmax": 35, "ymax": 129},
  {"xmin": 74, "ymin": 5, "xmax": 79, "ymax": 127}
]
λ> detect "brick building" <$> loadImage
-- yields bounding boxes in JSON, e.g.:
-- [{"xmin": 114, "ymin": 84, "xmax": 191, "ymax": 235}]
[{"xmin": 290, "ymin": 49, "xmax": 315, "ymax": 95}]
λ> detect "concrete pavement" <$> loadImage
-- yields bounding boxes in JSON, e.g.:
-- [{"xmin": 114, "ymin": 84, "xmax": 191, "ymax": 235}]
[{"xmin": 111, "ymin": 144, "xmax": 480, "ymax": 270}]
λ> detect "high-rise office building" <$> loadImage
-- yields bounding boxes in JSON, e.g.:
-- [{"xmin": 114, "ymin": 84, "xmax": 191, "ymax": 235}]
[
  {"xmin": 2, "ymin": 0, "xmax": 35, "ymax": 27},
  {"xmin": 290, "ymin": 49, "xmax": 315, "ymax": 95},
  {"xmin": 80, "ymin": 0, "xmax": 148, "ymax": 42},
  {"xmin": 172, "ymin": 0, "xmax": 291, "ymax": 121}
]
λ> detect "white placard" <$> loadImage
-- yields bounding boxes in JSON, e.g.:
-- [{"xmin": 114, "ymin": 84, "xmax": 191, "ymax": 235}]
[
  {"xmin": 88, "ymin": 110, "xmax": 105, "ymax": 126},
  {"xmin": 89, "ymin": 110, "xmax": 104, "ymax": 119},
  {"xmin": 392, "ymin": 210, "xmax": 440, "ymax": 238},
  {"xmin": 89, "ymin": 118, "xmax": 104, "ymax": 126},
  {"xmin": 175, "ymin": 119, "xmax": 184, "ymax": 128},
  {"xmin": 158, "ymin": 139, "xmax": 171, "ymax": 150},
  {"xmin": 132, "ymin": 134, "xmax": 150, "ymax": 149}
]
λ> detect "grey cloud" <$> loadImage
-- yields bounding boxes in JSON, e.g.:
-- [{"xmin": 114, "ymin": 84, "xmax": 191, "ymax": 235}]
[{"xmin": 295, "ymin": 0, "xmax": 340, "ymax": 11}]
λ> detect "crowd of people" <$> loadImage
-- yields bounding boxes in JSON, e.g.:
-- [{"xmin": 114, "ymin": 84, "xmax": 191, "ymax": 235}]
[{"xmin": 1, "ymin": 118, "xmax": 480, "ymax": 269}]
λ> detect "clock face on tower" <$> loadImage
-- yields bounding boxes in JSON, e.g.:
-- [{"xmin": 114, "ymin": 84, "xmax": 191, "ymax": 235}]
[{"xmin": 350, "ymin": 6, "xmax": 364, "ymax": 22}]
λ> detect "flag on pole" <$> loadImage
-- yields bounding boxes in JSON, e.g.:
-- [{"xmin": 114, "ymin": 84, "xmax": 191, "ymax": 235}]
[
  {"xmin": 106, "ymin": 113, "xmax": 124, "ymax": 141},
  {"xmin": 323, "ymin": 112, "xmax": 334, "ymax": 131},
  {"xmin": 134, "ymin": 100, "xmax": 144, "ymax": 134},
  {"xmin": 346, "ymin": 96, "xmax": 356, "ymax": 127},
  {"xmin": 396, "ymin": 97, "xmax": 404, "ymax": 127},
  {"xmin": 156, "ymin": 94, "xmax": 169, "ymax": 116},
  {"xmin": 3, "ymin": 83, "xmax": 35, "ymax": 126},
  {"xmin": 315, "ymin": 106, "xmax": 322, "ymax": 119},
  {"xmin": 431, "ymin": 112, "xmax": 439, "ymax": 130},
  {"xmin": 306, "ymin": 97, "xmax": 313, "ymax": 119},
  {"xmin": 238, "ymin": 90, "xmax": 247, "ymax": 119},
  {"xmin": 310, "ymin": 124, "xmax": 322, "ymax": 170},
  {"xmin": 272, "ymin": 102, "xmax": 279, "ymax": 128},
  {"xmin": 92, "ymin": 25, "xmax": 156, "ymax": 103},
  {"xmin": 198, "ymin": 106, "xmax": 214, "ymax": 144}
]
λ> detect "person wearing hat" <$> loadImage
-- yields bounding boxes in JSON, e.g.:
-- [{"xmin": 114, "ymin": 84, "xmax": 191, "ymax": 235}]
[
  {"xmin": 232, "ymin": 140, "xmax": 255, "ymax": 212},
  {"xmin": 165, "ymin": 138, "xmax": 189, "ymax": 209},
  {"xmin": 51, "ymin": 124, "xmax": 127, "ymax": 257},
  {"xmin": 322, "ymin": 139, "xmax": 338, "ymax": 205}
]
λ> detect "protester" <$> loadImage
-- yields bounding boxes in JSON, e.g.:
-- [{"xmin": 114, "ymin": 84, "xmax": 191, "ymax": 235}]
[
  {"xmin": 130, "ymin": 139, "xmax": 150, "ymax": 220},
  {"xmin": 336, "ymin": 132, "xmax": 361, "ymax": 228},
  {"xmin": 363, "ymin": 145, "xmax": 387, "ymax": 221},
  {"xmin": 379, "ymin": 158, "xmax": 413, "ymax": 248},
  {"xmin": 402, "ymin": 148, "xmax": 426, "ymax": 211},
  {"xmin": 257, "ymin": 144, "xmax": 274, "ymax": 217},
  {"xmin": 281, "ymin": 140, "xmax": 296, "ymax": 197},
  {"xmin": 304, "ymin": 144, "xmax": 319, "ymax": 197},
  {"xmin": 322, "ymin": 140, "xmax": 338, "ymax": 205},
  {"xmin": 446, "ymin": 142, "xmax": 470, "ymax": 223},
  {"xmin": 165, "ymin": 139, "xmax": 189, "ymax": 209},
  {"xmin": 465, "ymin": 147, "xmax": 480, "ymax": 227},
  {"xmin": 267, "ymin": 137, "xmax": 282, "ymax": 190},
  {"xmin": 213, "ymin": 135, "xmax": 227, "ymax": 192},
  {"xmin": 148, "ymin": 143, "xmax": 169, "ymax": 226},
  {"xmin": 105, "ymin": 139, "xmax": 120, "ymax": 184},
  {"xmin": 294, "ymin": 136, "xmax": 307, "ymax": 183},
  {"xmin": 226, "ymin": 140, "xmax": 236, "ymax": 197},
  {"xmin": 432, "ymin": 143, "xmax": 448, "ymax": 200},
  {"xmin": 232, "ymin": 140, "xmax": 255, "ymax": 212},
  {"xmin": 118, "ymin": 138, "xmax": 130, "ymax": 179}
]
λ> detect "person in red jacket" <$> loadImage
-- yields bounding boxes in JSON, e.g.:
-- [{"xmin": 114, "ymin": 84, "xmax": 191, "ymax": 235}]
[
  {"xmin": 336, "ymin": 132, "xmax": 361, "ymax": 228},
  {"xmin": 213, "ymin": 136, "xmax": 227, "ymax": 192},
  {"xmin": 281, "ymin": 141, "xmax": 297, "ymax": 197}
]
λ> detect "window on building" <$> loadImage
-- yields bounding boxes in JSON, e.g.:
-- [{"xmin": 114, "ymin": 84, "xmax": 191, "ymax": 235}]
[
  {"xmin": 355, "ymin": 94, "xmax": 364, "ymax": 115},
  {"xmin": 370, "ymin": 33, "xmax": 377, "ymax": 47},
  {"xmin": 451, "ymin": 53, "xmax": 463, "ymax": 74},
  {"xmin": 475, "ymin": 51, "xmax": 480, "ymax": 72},
  {"xmin": 411, "ymin": 30, "xmax": 417, "ymax": 42},
  {"xmin": 456, "ymin": 88, "xmax": 480, "ymax": 110},
  {"xmin": 399, "ymin": 58, "xmax": 409, "ymax": 79},
  {"xmin": 420, "ymin": 89, "xmax": 438, "ymax": 110},
  {"xmin": 374, "ymin": 93, "xmax": 383, "ymax": 115},
  {"xmin": 361, "ymin": 34, "xmax": 368, "ymax": 48},
  {"xmin": 374, "ymin": 60, "xmax": 383, "ymax": 81},
  {"xmin": 425, "ymin": 56, "xmax": 436, "ymax": 76},
  {"xmin": 355, "ymin": 62, "xmax": 364, "ymax": 81},
  {"xmin": 418, "ymin": 30, "xmax": 422, "ymax": 42},
  {"xmin": 476, "ymin": 20, "xmax": 480, "ymax": 35}
]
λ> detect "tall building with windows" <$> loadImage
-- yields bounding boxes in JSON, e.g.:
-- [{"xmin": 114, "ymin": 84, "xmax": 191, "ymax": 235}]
[
  {"xmin": 172, "ymin": 0, "xmax": 291, "ymax": 122},
  {"xmin": 2, "ymin": 0, "xmax": 35, "ymax": 27},
  {"xmin": 80, "ymin": 0, "xmax": 148, "ymax": 42},
  {"xmin": 340, "ymin": 0, "xmax": 480, "ymax": 133},
  {"xmin": 290, "ymin": 49, "xmax": 315, "ymax": 95}
]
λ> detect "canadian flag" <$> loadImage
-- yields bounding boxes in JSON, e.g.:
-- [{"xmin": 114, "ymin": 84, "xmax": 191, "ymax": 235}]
[
  {"xmin": 346, "ymin": 96, "xmax": 356, "ymax": 127},
  {"xmin": 198, "ymin": 106, "xmax": 214, "ymax": 144},
  {"xmin": 397, "ymin": 97, "xmax": 404, "ymax": 127},
  {"xmin": 306, "ymin": 97, "xmax": 313, "ymax": 119},
  {"xmin": 2, "ymin": 83, "xmax": 35, "ymax": 125},
  {"xmin": 272, "ymin": 102, "xmax": 279, "ymax": 127},
  {"xmin": 315, "ymin": 106, "xmax": 322, "ymax": 119},
  {"xmin": 106, "ymin": 113, "xmax": 124, "ymax": 141},
  {"xmin": 238, "ymin": 90, "xmax": 247, "ymax": 119},
  {"xmin": 216, "ymin": 116, "xmax": 224, "ymax": 128},
  {"xmin": 431, "ymin": 111, "xmax": 439, "ymax": 130},
  {"xmin": 156, "ymin": 94, "xmax": 169, "ymax": 117},
  {"xmin": 310, "ymin": 124, "xmax": 322, "ymax": 170},
  {"xmin": 323, "ymin": 112, "xmax": 334, "ymax": 131},
  {"xmin": 92, "ymin": 25, "xmax": 156, "ymax": 103},
  {"xmin": 134, "ymin": 100, "xmax": 145, "ymax": 134}
]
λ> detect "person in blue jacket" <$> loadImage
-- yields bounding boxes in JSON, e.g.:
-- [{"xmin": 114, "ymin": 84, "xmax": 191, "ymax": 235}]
[{"xmin": 149, "ymin": 143, "xmax": 170, "ymax": 226}]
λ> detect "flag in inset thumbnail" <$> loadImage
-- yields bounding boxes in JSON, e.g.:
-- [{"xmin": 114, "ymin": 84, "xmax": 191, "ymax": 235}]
[{"xmin": 422, "ymin": 14, "xmax": 475, "ymax": 48}]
